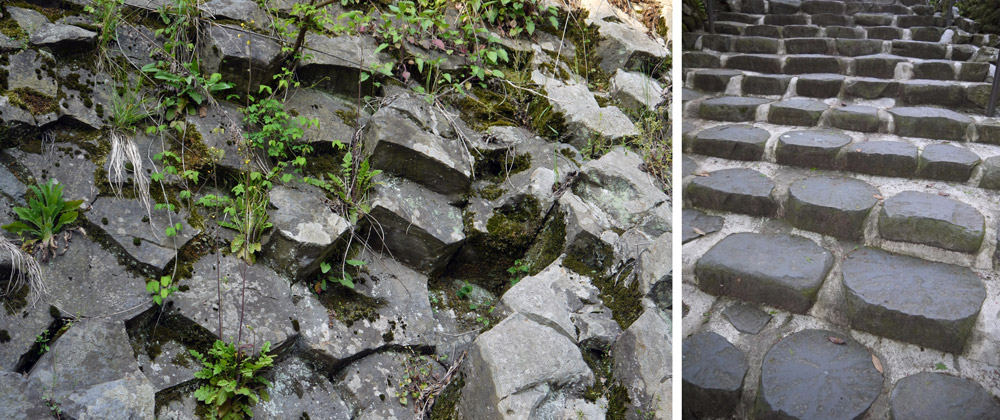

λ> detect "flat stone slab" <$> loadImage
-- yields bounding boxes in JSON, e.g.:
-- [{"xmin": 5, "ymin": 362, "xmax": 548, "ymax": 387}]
[
  {"xmin": 262, "ymin": 185, "xmax": 350, "ymax": 281},
  {"xmin": 768, "ymin": 99, "xmax": 828, "ymax": 126},
  {"xmin": 756, "ymin": 329, "xmax": 882, "ymax": 420},
  {"xmin": 88, "ymin": 198, "xmax": 199, "ymax": 271},
  {"xmin": 692, "ymin": 69, "xmax": 743, "ymax": 92},
  {"xmin": 890, "ymin": 373, "xmax": 1000, "ymax": 420},
  {"xmin": 682, "ymin": 209, "xmax": 724, "ymax": 243},
  {"xmin": 892, "ymin": 40, "xmax": 947, "ymax": 59},
  {"xmin": 978, "ymin": 156, "xmax": 1000, "ymax": 189},
  {"xmin": 827, "ymin": 105, "xmax": 880, "ymax": 133},
  {"xmin": 879, "ymin": 191, "xmax": 985, "ymax": 253},
  {"xmin": 686, "ymin": 168, "xmax": 777, "ymax": 216},
  {"xmin": 775, "ymin": 129, "xmax": 851, "ymax": 169},
  {"xmin": 889, "ymin": 107, "xmax": 972, "ymax": 141},
  {"xmin": 796, "ymin": 73, "xmax": 845, "ymax": 97},
  {"xmin": 700, "ymin": 97, "xmax": 770, "ymax": 122},
  {"xmin": 682, "ymin": 331, "xmax": 748, "ymax": 418},
  {"xmin": 742, "ymin": 74, "xmax": 793, "ymax": 95},
  {"xmin": 722, "ymin": 302, "xmax": 772, "ymax": 334},
  {"xmin": 917, "ymin": 144, "xmax": 980, "ymax": 182},
  {"xmin": 844, "ymin": 141, "xmax": 918, "ymax": 177},
  {"xmin": 695, "ymin": 233, "xmax": 834, "ymax": 313},
  {"xmin": 842, "ymin": 248, "xmax": 986, "ymax": 353},
  {"xmin": 692, "ymin": 124, "xmax": 771, "ymax": 161},
  {"xmin": 786, "ymin": 176, "xmax": 879, "ymax": 240}
]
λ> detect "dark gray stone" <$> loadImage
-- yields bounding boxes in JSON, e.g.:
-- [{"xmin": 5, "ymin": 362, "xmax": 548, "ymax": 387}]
[
  {"xmin": 911, "ymin": 61, "xmax": 956, "ymax": 81},
  {"xmin": 682, "ymin": 331, "xmax": 748, "ymax": 418},
  {"xmin": 892, "ymin": 40, "xmax": 947, "ymax": 59},
  {"xmin": 786, "ymin": 176, "xmax": 879, "ymax": 240},
  {"xmin": 701, "ymin": 34, "xmax": 732, "ymax": 52},
  {"xmin": 296, "ymin": 33, "xmax": 389, "ymax": 95},
  {"xmin": 769, "ymin": 0, "xmax": 800, "ymax": 14},
  {"xmin": 842, "ymin": 248, "xmax": 985, "ymax": 353},
  {"xmin": 744, "ymin": 24, "xmax": 782, "ymax": 38},
  {"xmin": 765, "ymin": 14, "xmax": 809, "ymax": 25},
  {"xmin": 796, "ymin": 73, "xmax": 844, "ymax": 98},
  {"xmin": 784, "ymin": 55, "xmax": 842, "ymax": 74},
  {"xmin": 692, "ymin": 69, "xmax": 743, "ymax": 92},
  {"xmin": 686, "ymin": 168, "xmax": 777, "ymax": 216},
  {"xmin": 727, "ymin": 54, "xmax": 783, "ymax": 73},
  {"xmin": 198, "ymin": 24, "xmax": 282, "ymax": 94},
  {"xmin": 899, "ymin": 80, "xmax": 966, "ymax": 107},
  {"xmin": 756, "ymin": 329, "xmax": 882, "ymax": 420},
  {"xmin": 897, "ymin": 15, "xmax": 936, "ymax": 28},
  {"xmin": 253, "ymin": 357, "xmax": 352, "ymax": 419},
  {"xmin": 89, "ymin": 196, "xmax": 202, "ymax": 273},
  {"xmin": 854, "ymin": 13, "xmax": 894, "ymax": 27},
  {"xmin": 722, "ymin": 302, "xmax": 771, "ymax": 334},
  {"xmin": 29, "ymin": 23, "xmax": 95, "ymax": 54},
  {"xmin": 692, "ymin": 124, "xmax": 771, "ymax": 160},
  {"xmin": 684, "ymin": 51, "xmax": 722, "ymax": 68},
  {"xmin": 890, "ymin": 373, "xmax": 1000, "ymax": 420},
  {"xmin": 682, "ymin": 209, "xmax": 724, "ymax": 243},
  {"xmin": 262, "ymin": 185, "xmax": 350, "ymax": 282},
  {"xmin": 700, "ymin": 96, "xmax": 770, "ymax": 122},
  {"xmin": 827, "ymin": 105, "xmax": 880, "ymax": 133},
  {"xmin": 879, "ymin": 191, "xmax": 984, "ymax": 253},
  {"xmin": 977, "ymin": 123, "xmax": 1000, "ymax": 146},
  {"xmin": 889, "ymin": 107, "xmax": 972, "ymax": 141},
  {"xmin": 917, "ymin": 144, "xmax": 980, "ymax": 182},
  {"xmin": 958, "ymin": 62, "xmax": 990, "ymax": 82},
  {"xmin": 844, "ymin": 141, "xmax": 918, "ymax": 177},
  {"xmin": 784, "ymin": 38, "xmax": 833, "ymax": 55},
  {"xmin": 952, "ymin": 44, "xmax": 978, "ymax": 62},
  {"xmin": 695, "ymin": 233, "xmax": 834, "ymax": 313},
  {"xmin": 824, "ymin": 25, "xmax": 862, "ymax": 38},
  {"xmin": 867, "ymin": 26, "xmax": 904, "ymax": 40},
  {"xmin": 611, "ymin": 310, "xmax": 671, "ymax": 420},
  {"xmin": 835, "ymin": 39, "xmax": 884, "ymax": 57},
  {"xmin": 978, "ymin": 156, "xmax": 1000, "ymax": 190},
  {"xmin": 682, "ymin": 155, "xmax": 697, "ymax": 177},
  {"xmin": 742, "ymin": 74, "xmax": 793, "ymax": 95},
  {"xmin": 911, "ymin": 26, "xmax": 945, "ymax": 42},
  {"xmin": 734, "ymin": 36, "xmax": 780, "ymax": 54},
  {"xmin": 719, "ymin": 12, "xmax": 760, "ymax": 24},
  {"xmin": 0, "ymin": 372, "xmax": 50, "ymax": 420},
  {"xmin": 775, "ymin": 129, "xmax": 851, "ymax": 169},
  {"xmin": 768, "ymin": 98, "xmax": 828, "ymax": 126},
  {"xmin": 812, "ymin": 14, "xmax": 851, "ymax": 27},
  {"xmin": 37, "ymin": 237, "xmax": 148, "ymax": 320},
  {"xmin": 783, "ymin": 25, "xmax": 821, "ymax": 38},
  {"xmin": 855, "ymin": 55, "xmax": 906, "ymax": 79},
  {"xmin": 845, "ymin": 77, "xmax": 899, "ymax": 99}
]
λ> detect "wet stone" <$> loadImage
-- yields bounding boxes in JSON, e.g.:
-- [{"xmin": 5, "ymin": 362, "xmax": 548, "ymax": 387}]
[
  {"xmin": 686, "ymin": 168, "xmax": 777, "ymax": 216},
  {"xmin": 842, "ymin": 248, "xmax": 986, "ymax": 353},
  {"xmin": 786, "ymin": 176, "xmax": 879, "ymax": 240},
  {"xmin": 722, "ymin": 302, "xmax": 771, "ymax": 334},
  {"xmin": 890, "ymin": 373, "xmax": 1000, "ymax": 420},
  {"xmin": 844, "ymin": 141, "xmax": 919, "ymax": 177},
  {"xmin": 692, "ymin": 69, "xmax": 743, "ymax": 93},
  {"xmin": 917, "ymin": 144, "xmax": 980, "ymax": 182},
  {"xmin": 826, "ymin": 105, "xmax": 880, "ymax": 133},
  {"xmin": 741, "ymin": 74, "xmax": 793, "ymax": 95},
  {"xmin": 695, "ymin": 232, "xmax": 834, "ymax": 313},
  {"xmin": 681, "ymin": 331, "xmax": 748, "ymax": 418},
  {"xmin": 796, "ymin": 73, "xmax": 845, "ymax": 98},
  {"xmin": 879, "ymin": 191, "xmax": 985, "ymax": 253},
  {"xmin": 978, "ymin": 156, "xmax": 1000, "ymax": 190},
  {"xmin": 756, "ymin": 329, "xmax": 882, "ymax": 420},
  {"xmin": 767, "ymin": 98, "xmax": 828, "ymax": 126},
  {"xmin": 890, "ymin": 107, "xmax": 972, "ymax": 141},
  {"xmin": 692, "ymin": 124, "xmax": 771, "ymax": 161},
  {"xmin": 682, "ymin": 209, "xmax": 724, "ymax": 243},
  {"xmin": 775, "ymin": 129, "xmax": 850, "ymax": 169}
]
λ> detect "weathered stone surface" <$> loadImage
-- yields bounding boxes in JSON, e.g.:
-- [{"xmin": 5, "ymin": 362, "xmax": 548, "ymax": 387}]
[
  {"xmin": 200, "ymin": 0, "xmax": 269, "ymax": 26},
  {"xmin": 879, "ymin": 191, "xmax": 984, "ymax": 253},
  {"xmin": 699, "ymin": 34, "xmax": 731, "ymax": 52},
  {"xmin": 684, "ymin": 51, "xmax": 721, "ymax": 68},
  {"xmin": 0, "ymin": 371, "xmax": 50, "ymax": 419},
  {"xmin": 295, "ymin": 33, "xmax": 388, "ymax": 95},
  {"xmin": 695, "ymin": 233, "xmax": 833, "ymax": 313},
  {"xmin": 775, "ymin": 129, "xmax": 851, "ymax": 169},
  {"xmin": 283, "ymin": 87, "xmax": 360, "ymax": 146},
  {"xmin": 7, "ymin": 6, "xmax": 48, "ymax": 34},
  {"xmin": 591, "ymin": 18, "xmax": 669, "ymax": 75},
  {"xmin": 692, "ymin": 124, "xmax": 770, "ymax": 160},
  {"xmin": 978, "ymin": 156, "xmax": 1000, "ymax": 189},
  {"xmin": 766, "ymin": 14, "xmax": 809, "ymax": 25},
  {"xmin": 957, "ymin": 62, "xmax": 990, "ymax": 82},
  {"xmin": 892, "ymin": 40, "xmax": 947, "ymax": 59},
  {"xmin": 844, "ymin": 141, "xmax": 918, "ymax": 177},
  {"xmin": 686, "ymin": 168, "xmax": 777, "ymax": 216},
  {"xmin": 336, "ymin": 351, "xmax": 440, "ymax": 420},
  {"xmin": 722, "ymin": 302, "xmax": 771, "ymax": 334},
  {"xmin": 767, "ymin": 98, "xmax": 828, "ymax": 126},
  {"xmin": 784, "ymin": 55, "xmax": 841, "ymax": 74},
  {"xmin": 262, "ymin": 185, "xmax": 349, "ymax": 281},
  {"xmin": 917, "ymin": 144, "xmax": 980, "ymax": 182},
  {"xmin": 29, "ymin": 23, "xmax": 96, "ymax": 54},
  {"xmin": 854, "ymin": 13, "xmax": 894, "ymax": 27},
  {"xmin": 744, "ymin": 24, "xmax": 782, "ymax": 38},
  {"xmin": 785, "ymin": 37, "xmax": 833, "ymax": 55},
  {"xmin": 611, "ymin": 69, "xmax": 664, "ymax": 111},
  {"xmin": 890, "ymin": 373, "xmax": 1000, "ymax": 420},
  {"xmin": 37, "ymin": 237, "xmax": 148, "ymax": 320},
  {"xmin": 692, "ymin": 69, "xmax": 742, "ymax": 92},
  {"xmin": 0, "ymin": 96, "xmax": 39, "ymax": 142},
  {"xmin": 682, "ymin": 209, "xmax": 724, "ymax": 243},
  {"xmin": 845, "ymin": 77, "xmax": 899, "ymax": 99},
  {"xmin": 783, "ymin": 25, "xmax": 821, "ymax": 38},
  {"xmin": 88, "ymin": 197, "xmax": 199, "ymax": 271},
  {"xmin": 533, "ymin": 71, "xmax": 638, "ymax": 149},
  {"xmin": 855, "ymin": 54, "xmax": 906, "ymax": 79},
  {"xmin": 890, "ymin": 107, "xmax": 972, "ymax": 141},
  {"xmin": 756, "ymin": 329, "xmax": 882, "ymax": 420},
  {"xmin": 5, "ymin": 49, "xmax": 57, "ymax": 97},
  {"xmin": 682, "ymin": 331, "xmax": 747, "ymax": 418},
  {"xmin": 802, "ymin": 0, "xmax": 845, "ymax": 14},
  {"xmin": 769, "ymin": 0, "xmax": 800, "ymax": 14},
  {"xmin": 184, "ymin": 101, "xmax": 245, "ymax": 172},
  {"xmin": 910, "ymin": 60, "xmax": 956, "ymax": 81},
  {"xmin": 835, "ymin": 39, "xmax": 883, "ymax": 57},
  {"xmin": 868, "ymin": 26, "xmax": 904, "ymax": 40},
  {"xmin": 813, "ymin": 14, "xmax": 851, "ymax": 27},
  {"xmin": 700, "ymin": 96, "xmax": 769, "ymax": 122},
  {"xmin": 787, "ymin": 176, "xmax": 879, "ymax": 240},
  {"xmin": 572, "ymin": 147, "xmax": 668, "ymax": 229},
  {"xmin": 638, "ymin": 232, "xmax": 671, "ymax": 312},
  {"xmin": 827, "ymin": 105, "xmax": 880, "ymax": 133},
  {"xmin": 458, "ymin": 313, "xmax": 594, "ymax": 420},
  {"xmin": 742, "ymin": 74, "xmax": 792, "ymax": 95},
  {"xmin": 899, "ymin": 80, "xmax": 966, "ymax": 107},
  {"xmin": 796, "ymin": 73, "xmax": 844, "ymax": 98},
  {"xmin": 734, "ymin": 36, "xmax": 780, "ymax": 54},
  {"xmin": 254, "ymin": 357, "xmax": 351, "ymax": 419},
  {"xmin": 199, "ymin": 24, "xmax": 281, "ymax": 94},
  {"xmin": 613, "ymin": 309, "xmax": 671, "ymax": 420},
  {"xmin": 726, "ymin": 54, "xmax": 783, "ymax": 73},
  {"xmin": 843, "ymin": 248, "xmax": 985, "ymax": 353}
]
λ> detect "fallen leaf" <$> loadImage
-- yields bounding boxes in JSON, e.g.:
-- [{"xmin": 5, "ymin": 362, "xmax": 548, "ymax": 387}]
[
  {"xmin": 432, "ymin": 38, "xmax": 446, "ymax": 50},
  {"xmin": 938, "ymin": 192, "xmax": 950, "ymax": 197},
  {"xmin": 695, "ymin": 171, "xmax": 710, "ymax": 177},
  {"xmin": 872, "ymin": 354, "xmax": 883, "ymax": 373},
  {"xmin": 693, "ymin": 227, "xmax": 706, "ymax": 235},
  {"xmin": 828, "ymin": 336, "xmax": 846, "ymax": 345},
  {"xmin": 199, "ymin": 106, "xmax": 208, "ymax": 118},
  {"xmin": 873, "ymin": 194, "xmax": 884, "ymax": 200},
  {"xmin": 855, "ymin": 149, "xmax": 862, "ymax": 152}
]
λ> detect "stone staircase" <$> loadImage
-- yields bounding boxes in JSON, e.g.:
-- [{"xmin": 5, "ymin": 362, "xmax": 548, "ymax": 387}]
[{"xmin": 681, "ymin": 1, "xmax": 1000, "ymax": 419}]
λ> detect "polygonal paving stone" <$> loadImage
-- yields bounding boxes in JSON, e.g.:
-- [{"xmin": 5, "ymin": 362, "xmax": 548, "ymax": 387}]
[
  {"xmin": 767, "ymin": 98, "xmax": 828, "ymax": 126},
  {"xmin": 769, "ymin": 0, "xmax": 800, "ymax": 14},
  {"xmin": 726, "ymin": 54, "xmax": 783, "ymax": 73},
  {"xmin": 911, "ymin": 61, "xmax": 956, "ymax": 80},
  {"xmin": 734, "ymin": 36, "xmax": 781, "ymax": 54},
  {"xmin": 756, "ymin": 329, "xmax": 882, "ymax": 420},
  {"xmin": 784, "ymin": 55, "xmax": 842, "ymax": 74},
  {"xmin": 786, "ymin": 176, "xmax": 879, "ymax": 240},
  {"xmin": 692, "ymin": 124, "xmax": 771, "ymax": 160},
  {"xmin": 835, "ymin": 39, "xmax": 883, "ymax": 57},
  {"xmin": 827, "ymin": 105, "xmax": 880, "ymax": 133},
  {"xmin": 783, "ymin": 25, "xmax": 822, "ymax": 38},
  {"xmin": 844, "ymin": 141, "xmax": 918, "ymax": 177},
  {"xmin": 855, "ymin": 55, "xmax": 906, "ymax": 79},
  {"xmin": 682, "ymin": 331, "xmax": 748, "ymax": 418},
  {"xmin": 889, "ymin": 107, "xmax": 972, "ymax": 141},
  {"xmin": 767, "ymin": 15, "xmax": 809, "ymax": 26},
  {"xmin": 917, "ymin": 144, "xmax": 980, "ymax": 182},
  {"xmin": 890, "ymin": 373, "xmax": 1000, "ymax": 420},
  {"xmin": 686, "ymin": 168, "xmax": 777, "ymax": 216},
  {"xmin": 892, "ymin": 40, "xmax": 947, "ymax": 59},
  {"xmin": 814, "ymin": 15, "xmax": 851, "ymax": 27},
  {"xmin": 682, "ymin": 209, "xmax": 724, "ymax": 243},
  {"xmin": 958, "ymin": 62, "xmax": 990, "ymax": 82},
  {"xmin": 775, "ymin": 129, "xmax": 851, "ymax": 169},
  {"xmin": 785, "ymin": 38, "xmax": 833, "ymax": 55},
  {"xmin": 87, "ymin": 197, "xmax": 199, "ymax": 272},
  {"xmin": 855, "ymin": 13, "xmax": 894, "ymax": 26},
  {"xmin": 978, "ymin": 156, "xmax": 1000, "ymax": 190},
  {"xmin": 879, "ymin": 191, "xmax": 985, "ymax": 253},
  {"xmin": 700, "ymin": 96, "xmax": 770, "ymax": 122},
  {"xmin": 722, "ymin": 302, "xmax": 771, "ymax": 334},
  {"xmin": 845, "ymin": 77, "xmax": 899, "ymax": 99},
  {"xmin": 684, "ymin": 51, "xmax": 721, "ymax": 68},
  {"xmin": 262, "ymin": 185, "xmax": 350, "ymax": 282},
  {"xmin": 899, "ymin": 80, "xmax": 966, "ymax": 107},
  {"xmin": 742, "ymin": 74, "xmax": 793, "ymax": 95},
  {"xmin": 842, "ymin": 248, "xmax": 986, "ymax": 353},
  {"xmin": 744, "ymin": 24, "xmax": 782, "ymax": 38},
  {"xmin": 692, "ymin": 69, "xmax": 743, "ymax": 93},
  {"xmin": 796, "ymin": 73, "xmax": 845, "ymax": 98},
  {"xmin": 868, "ymin": 26, "xmax": 904, "ymax": 40},
  {"xmin": 695, "ymin": 233, "xmax": 834, "ymax": 313}
]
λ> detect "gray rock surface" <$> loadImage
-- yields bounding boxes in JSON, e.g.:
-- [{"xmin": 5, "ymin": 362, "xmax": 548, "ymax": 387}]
[
  {"xmin": 890, "ymin": 372, "xmax": 1000, "ymax": 420},
  {"xmin": 722, "ymin": 302, "xmax": 771, "ymax": 334},
  {"xmin": 917, "ymin": 144, "xmax": 980, "ymax": 182},
  {"xmin": 199, "ymin": 24, "xmax": 282, "ymax": 93},
  {"xmin": 844, "ymin": 141, "xmax": 919, "ymax": 177},
  {"xmin": 775, "ymin": 129, "xmax": 851, "ymax": 169},
  {"xmin": 0, "ymin": 371, "xmax": 50, "ymax": 419},
  {"xmin": 682, "ymin": 209, "xmax": 724, "ymax": 243},
  {"xmin": 682, "ymin": 331, "xmax": 748, "ymax": 418},
  {"xmin": 253, "ymin": 357, "xmax": 351, "ymax": 419},
  {"xmin": 786, "ymin": 176, "xmax": 879, "ymax": 240},
  {"xmin": 686, "ymin": 168, "xmax": 777, "ymax": 216},
  {"xmin": 29, "ymin": 24, "xmax": 96, "ymax": 54},
  {"xmin": 88, "ymin": 197, "xmax": 199, "ymax": 271},
  {"xmin": 692, "ymin": 124, "xmax": 771, "ymax": 161},
  {"xmin": 532, "ymin": 71, "xmax": 638, "ymax": 149},
  {"xmin": 612, "ymin": 309, "xmax": 671, "ymax": 420},
  {"xmin": 879, "ymin": 191, "xmax": 985, "ymax": 253},
  {"xmin": 612, "ymin": 69, "xmax": 665, "ymax": 111},
  {"xmin": 263, "ymin": 185, "xmax": 350, "ymax": 282}
]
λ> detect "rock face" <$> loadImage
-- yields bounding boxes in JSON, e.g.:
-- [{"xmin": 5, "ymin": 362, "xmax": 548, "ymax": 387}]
[
  {"xmin": 199, "ymin": 24, "xmax": 282, "ymax": 93},
  {"xmin": 613, "ymin": 309, "xmax": 671, "ymax": 420},
  {"xmin": 87, "ymin": 197, "xmax": 200, "ymax": 271},
  {"xmin": 682, "ymin": 331, "xmax": 748, "ymax": 418},
  {"xmin": 253, "ymin": 357, "xmax": 351, "ymax": 419},
  {"xmin": 890, "ymin": 373, "xmax": 1000, "ymax": 420},
  {"xmin": 263, "ymin": 185, "xmax": 350, "ymax": 281},
  {"xmin": 533, "ymin": 71, "xmax": 639, "ymax": 149},
  {"xmin": 0, "ymin": 372, "xmax": 51, "ymax": 419}
]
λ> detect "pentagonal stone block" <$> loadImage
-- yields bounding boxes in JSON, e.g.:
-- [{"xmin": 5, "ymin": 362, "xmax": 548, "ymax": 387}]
[
  {"xmin": 686, "ymin": 168, "xmax": 778, "ymax": 216},
  {"xmin": 786, "ymin": 176, "xmax": 879, "ymax": 240},
  {"xmin": 682, "ymin": 209, "xmax": 724, "ymax": 243},
  {"xmin": 890, "ymin": 373, "xmax": 1000, "ymax": 420},
  {"xmin": 727, "ymin": 54, "xmax": 783, "ymax": 73},
  {"xmin": 917, "ymin": 144, "xmax": 980, "ymax": 182},
  {"xmin": 682, "ymin": 332, "xmax": 748, "ymax": 418},
  {"xmin": 756, "ymin": 329, "xmax": 882, "ymax": 420},
  {"xmin": 785, "ymin": 38, "xmax": 833, "ymax": 55},
  {"xmin": 879, "ymin": 191, "xmax": 985, "ymax": 252},
  {"xmin": 692, "ymin": 69, "xmax": 743, "ymax": 92},
  {"xmin": 700, "ymin": 96, "xmax": 770, "ymax": 122},
  {"xmin": 784, "ymin": 55, "xmax": 842, "ymax": 74},
  {"xmin": 844, "ymin": 141, "xmax": 918, "ymax": 177},
  {"xmin": 742, "ymin": 74, "xmax": 793, "ymax": 95},
  {"xmin": 695, "ymin": 233, "xmax": 834, "ymax": 313},
  {"xmin": 775, "ymin": 129, "xmax": 851, "ymax": 169},
  {"xmin": 692, "ymin": 124, "xmax": 771, "ymax": 160},
  {"xmin": 796, "ymin": 73, "xmax": 844, "ymax": 97},
  {"xmin": 890, "ymin": 107, "xmax": 972, "ymax": 141},
  {"xmin": 827, "ymin": 105, "xmax": 880, "ymax": 132},
  {"xmin": 842, "ymin": 248, "xmax": 985, "ymax": 353}
]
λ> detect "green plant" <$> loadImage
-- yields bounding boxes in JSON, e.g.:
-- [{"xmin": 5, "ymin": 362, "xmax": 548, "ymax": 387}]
[
  {"xmin": 304, "ymin": 141, "xmax": 382, "ymax": 224},
  {"xmin": 141, "ymin": 61, "xmax": 233, "ymax": 120},
  {"xmin": 35, "ymin": 330, "xmax": 50, "ymax": 355},
  {"xmin": 2, "ymin": 180, "xmax": 83, "ymax": 261},
  {"xmin": 506, "ymin": 259, "xmax": 530, "ymax": 286},
  {"xmin": 217, "ymin": 176, "xmax": 273, "ymax": 264},
  {"xmin": 190, "ymin": 340, "xmax": 274, "ymax": 420},
  {"xmin": 315, "ymin": 259, "xmax": 366, "ymax": 293},
  {"xmin": 682, "ymin": 0, "xmax": 707, "ymax": 32},
  {"xmin": 469, "ymin": 302, "xmax": 495, "ymax": 327},
  {"xmin": 467, "ymin": 0, "xmax": 559, "ymax": 37},
  {"xmin": 108, "ymin": 77, "xmax": 154, "ymax": 214},
  {"xmin": 147, "ymin": 275, "xmax": 178, "ymax": 305},
  {"xmin": 456, "ymin": 282, "xmax": 474, "ymax": 299},
  {"xmin": 85, "ymin": 0, "xmax": 125, "ymax": 61},
  {"xmin": 242, "ymin": 84, "xmax": 315, "ymax": 169}
]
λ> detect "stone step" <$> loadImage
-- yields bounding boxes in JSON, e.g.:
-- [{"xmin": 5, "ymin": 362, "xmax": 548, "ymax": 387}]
[
  {"xmin": 685, "ymin": 168, "xmax": 778, "ymax": 216},
  {"xmin": 682, "ymin": 331, "xmax": 748, "ymax": 419},
  {"xmin": 695, "ymin": 232, "xmax": 834, "ymax": 313},
  {"xmin": 841, "ymin": 248, "xmax": 985, "ymax": 353},
  {"xmin": 690, "ymin": 123, "xmax": 772, "ymax": 161},
  {"xmin": 878, "ymin": 191, "xmax": 985, "ymax": 253},
  {"xmin": 786, "ymin": 175, "xmax": 880, "ymax": 240},
  {"xmin": 890, "ymin": 373, "xmax": 1000, "ymax": 420},
  {"xmin": 775, "ymin": 129, "xmax": 852, "ymax": 168},
  {"xmin": 688, "ymin": 27, "xmax": 998, "ymax": 47},
  {"xmin": 699, "ymin": 96, "xmax": 771, "ymax": 122}
]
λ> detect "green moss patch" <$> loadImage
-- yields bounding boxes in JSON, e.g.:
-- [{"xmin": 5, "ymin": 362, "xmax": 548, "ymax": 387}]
[
  {"xmin": 429, "ymin": 374, "xmax": 464, "ymax": 420},
  {"xmin": 7, "ymin": 88, "xmax": 59, "ymax": 115}
]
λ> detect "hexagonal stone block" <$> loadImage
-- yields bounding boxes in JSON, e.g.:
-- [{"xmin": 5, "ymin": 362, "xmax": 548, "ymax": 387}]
[
  {"xmin": 899, "ymin": 81, "xmax": 966, "ymax": 107},
  {"xmin": 726, "ymin": 54, "xmax": 783, "ymax": 73},
  {"xmin": 827, "ymin": 105, "xmax": 880, "ymax": 133},
  {"xmin": 917, "ymin": 144, "xmax": 980, "ymax": 182},
  {"xmin": 683, "ymin": 209, "xmax": 724, "ymax": 243},
  {"xmin": 756, "ymin": 330, "xmax": 882, "ymax": 420},
  {"xmin": 686, "ymin": 168, "xmax": 778, "ymax": 216},
  {"xmin": 775, "ymin": 129, "xmax": 851, "ymax": 169},
  {"xmin": 978, "ymin": 156, "xmax": 1000, "ymax": 190},
  {"xmin": 692, "ymin": 124, "xmax": 771, "ymax": 160},
  {"xmin": 682, "ymin": 331, "xmax": 748, "ymax": 418},
  {"xmin": 890, "ymin": 373, "xmax": 1000, "ymax": 420},
  {"xmin": 785, "ymin": 38, "xmax": 833, "ymax": 55},
  {"xmin": 796, "ymin": 73, "xmax": 844, "ymax": 97},
  {"xmin": 890, "ymin": 107, "xmax": 972, "ymax": 141},
  {"xmin": 692, "ymin": 69, "xmax": 743, "ymax": 92},
  {"xmin": 844, "ymin": 141, "xmax": 918, "ymax": 177},
  {"xmin": 892, "ymin": 40, "xmax": 947, "ymax": 59},
  {"xmin": 768, "ymin": 99, "xmax": 828, "ymax": 126},
  {"xmin": 199, "ymin": 24, "xmax": 281, "ymax": 93},
  {"xmin": 784, "ymin": 55, "xmax": 842, "ymax": 74},
  {"xmin": 879, "ymin": 191, "xmax": 985, "ymax": 253},
  {"xmin": 855, "ymin": 55, "xmax": 906, "ymax": 79},
  {"xmin": 786, "ymin": 176, "xmax": 879, "ymax": 240},
  {"xmin": 695, "ymin": 233, "xmax": 834, "ymax": 313},
  {"xmin": 742, "ymin": 74, "xmax": 793, "ymax": 95}
]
